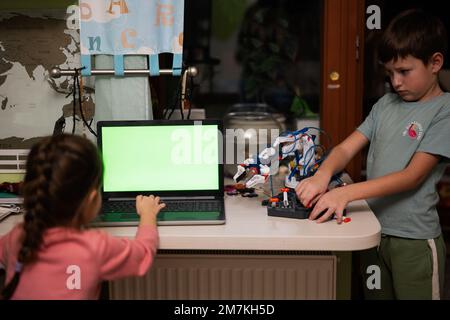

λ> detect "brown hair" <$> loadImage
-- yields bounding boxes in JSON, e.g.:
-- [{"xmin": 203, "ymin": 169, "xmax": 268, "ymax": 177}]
[
  {"xmin": 378, "ymin": 9, "xmax": 448, "ymax": 65},
  {"xmin": 1, "ymin": 134, "xmax": 102, "ymax": 299}
]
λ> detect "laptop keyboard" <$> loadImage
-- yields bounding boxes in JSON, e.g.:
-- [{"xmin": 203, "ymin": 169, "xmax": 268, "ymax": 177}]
[
  {"xmin": 92, "ymin": 199, "xmax": 224, "ymax": 225},
  {"xmin": 102, "ymin": 200, "xmax": 223, "ymax": 214}
]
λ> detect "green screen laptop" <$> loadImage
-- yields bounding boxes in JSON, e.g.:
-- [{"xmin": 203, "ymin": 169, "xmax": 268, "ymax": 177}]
[{"xmin": 90, "ymin": 120, "xmax": 225, "ymax": 227}]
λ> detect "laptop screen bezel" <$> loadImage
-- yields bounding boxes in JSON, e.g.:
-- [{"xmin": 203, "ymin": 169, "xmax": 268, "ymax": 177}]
[{"xmin": 97, "ymin": 119, "xmax": 224, "ymax": 199}]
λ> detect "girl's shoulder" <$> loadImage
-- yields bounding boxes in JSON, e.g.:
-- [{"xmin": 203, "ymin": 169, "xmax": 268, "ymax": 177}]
[
  {"xmin": 42, "ymin": 226, "xmax": 111, "ymax": 247},
  {"xmin": 41, "ymin": 227, "xmax": 116, "ymax": 259}
]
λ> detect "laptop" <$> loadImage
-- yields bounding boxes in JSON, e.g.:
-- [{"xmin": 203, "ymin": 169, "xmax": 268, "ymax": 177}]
[{"xmin": 89, "ymin": 119, "xmax": 225, "ymax": 227}]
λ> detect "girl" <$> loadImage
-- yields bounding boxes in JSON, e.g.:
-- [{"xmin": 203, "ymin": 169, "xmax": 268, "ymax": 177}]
[{"xmin": 0, "ymin": 134, "xmax": 165, "ymax": 299}]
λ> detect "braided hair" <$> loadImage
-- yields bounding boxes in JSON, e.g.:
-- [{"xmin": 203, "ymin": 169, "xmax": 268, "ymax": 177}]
[{"xmin": 1, "ymin": 134, "xmax": 102, "ymax": 299}]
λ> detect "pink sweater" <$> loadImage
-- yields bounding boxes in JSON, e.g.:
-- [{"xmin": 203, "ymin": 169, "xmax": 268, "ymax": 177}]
[{"xmin": 0, "ymin": 224, "xmax": 159, "ymax": 299}]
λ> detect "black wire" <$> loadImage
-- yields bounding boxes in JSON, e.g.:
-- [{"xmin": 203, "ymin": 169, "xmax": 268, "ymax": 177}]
[
  {"xmin": 72, "ymin": 70, "xmax": 77, "ymax": 134},
  {"xmin": 187, "ymin": 75, "xmax": 194, "ymax": 120},
  {"xmin": 166, "ymin": 75, "xmax": 183, "ymax": 120},
  {"xmin": 299, "ymin": 126, "xmax": 333, "ymax": 148},
  {"xmin": 75, "ymin": 70, "xmax": 97, "ymax": 137},
  {"xmin": 165, "ymin": 78, "xmax": 181, "ymax": 119},
  {"xmin": 179, "ymin": 85, "xmax": 184, "ymax": 120}
]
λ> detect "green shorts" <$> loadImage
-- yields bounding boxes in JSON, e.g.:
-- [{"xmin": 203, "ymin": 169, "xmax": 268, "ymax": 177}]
[{"xmin": 358, "ymin": 233, "xmax": 446, "ymax": 300}]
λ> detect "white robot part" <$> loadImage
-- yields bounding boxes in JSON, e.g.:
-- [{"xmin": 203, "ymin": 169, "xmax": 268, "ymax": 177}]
[
  {"xmin": 245, "ymin": 174, "xmax": 267, "ymax": 188},
  {"xmin": 285, "ymin": 175, "xmax": 300, "ymax": 189},
  {"xmin": 258, "ymin": 147, "xmax": 276, "ymax": 164},
  {"xmin": 281, "ymin": 139, "xmax": 301, "ymax": 158},
  {"xmin": 233, "ymin": 165, "xmax": 246, "ymax": 183},
  {"xmin": 299, "ymin": 135, "xmax": 316, "ymax": 174},
  {"xmin": 244, "ymin": 165, "xmax": 270, "ymax": 188},
  {"xmin": 272, "ymin": 135, "xmax": 296, "ymax": 147},
  {"xmin": 259, "ymin": 164, "xmax": 270, "ymax": 175},
  {"xmin": 282, "ymin": 190, "xmax": 289, "ymax": 207},
  {"xmin": 243, "ymin": 158, "xmax": 257, "ymax": 166}
]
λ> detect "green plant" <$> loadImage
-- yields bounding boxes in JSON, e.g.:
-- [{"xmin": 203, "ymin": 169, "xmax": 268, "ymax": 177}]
[
  {"xmin": 290, "ymin": 87, "xmax": 317, "ymax": 119},
  {"xmin": 236, "ymin": 3, "xmax": 298, "ymax": 103}
]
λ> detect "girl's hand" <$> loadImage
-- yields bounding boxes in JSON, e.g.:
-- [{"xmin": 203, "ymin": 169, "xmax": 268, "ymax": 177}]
[
  {"xmin": 308, "ymin": 187, "xmax": 349, "ymax": 224},
  {"xmin": 295, "ymin": 172, "xmax": 330, "ymax": 208},
  {"xmin": 136, "ymin": 195, "xmax": 166, "ymax": 225}
]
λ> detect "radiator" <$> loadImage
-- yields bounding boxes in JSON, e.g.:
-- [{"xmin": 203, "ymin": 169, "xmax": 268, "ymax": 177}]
[
  {"xmin": 109, "ymin": 252, "xmax": 337, "ymax": 300},
  {"xmin": 0, "ymin": 149, "xmax": 28, "ymax": 173}
]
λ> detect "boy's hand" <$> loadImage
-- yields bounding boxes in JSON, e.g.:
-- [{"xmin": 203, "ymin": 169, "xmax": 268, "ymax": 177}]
[
  {"xmin": 295, "ymin": 172, "xmax": 330, "ymax": 208},
  {"xmin": 308, "ymin": 187, "xmax": 349, "ymax": 224},
  {"xmin": 136, "ymin": 195, "xmax": 166, "ymax": 225}
]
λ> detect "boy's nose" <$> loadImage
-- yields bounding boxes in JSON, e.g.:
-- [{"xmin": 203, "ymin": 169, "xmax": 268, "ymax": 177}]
[{"xmin": 391, "ymin": 75, "xmax": 402, "ymax": 89}]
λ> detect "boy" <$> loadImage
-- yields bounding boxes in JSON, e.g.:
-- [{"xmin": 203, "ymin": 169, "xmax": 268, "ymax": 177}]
[{"xmin": 295, "ymin": 9, "xmax": 450, "ymax": 299}]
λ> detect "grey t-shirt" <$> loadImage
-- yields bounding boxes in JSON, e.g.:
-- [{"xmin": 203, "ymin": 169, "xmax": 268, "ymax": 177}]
[{"xmin": 357, "ymin": 92, "xmax": 450, "ymax": 239}]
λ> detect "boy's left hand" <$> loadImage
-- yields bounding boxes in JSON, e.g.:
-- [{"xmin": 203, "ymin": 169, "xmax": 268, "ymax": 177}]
[{"xmin": 309, "ymin": 187, "xmax": 349, "ymax": 224}]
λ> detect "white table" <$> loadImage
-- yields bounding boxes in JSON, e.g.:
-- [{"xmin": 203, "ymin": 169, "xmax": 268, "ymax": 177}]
[
  {"xmin": 0, "ymin": 190, "xmax": 380, "ymax": 300},
  {"xmin": 93, "ymin": 194, "xmax": 380, "ymax": 251}
]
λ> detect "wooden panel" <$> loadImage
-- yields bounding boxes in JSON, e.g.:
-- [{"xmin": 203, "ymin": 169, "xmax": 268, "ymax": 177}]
[{"xmin": 321, "ymin": 0, "xmax": 365, "ymax": 181}]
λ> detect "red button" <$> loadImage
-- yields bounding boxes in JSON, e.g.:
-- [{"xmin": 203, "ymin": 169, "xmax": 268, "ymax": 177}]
[{"xmin": 343, "ymin": 217, "xmax": 351, "ymax": 223}]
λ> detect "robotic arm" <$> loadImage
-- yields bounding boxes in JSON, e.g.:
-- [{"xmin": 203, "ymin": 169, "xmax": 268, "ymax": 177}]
[
  {"xmin": 232, "ymin": 127, "xmax": 345, "ymax": 221},
  {"xmin": 233, "ymin": 128, "xmax": 320, "ymax": 189}
]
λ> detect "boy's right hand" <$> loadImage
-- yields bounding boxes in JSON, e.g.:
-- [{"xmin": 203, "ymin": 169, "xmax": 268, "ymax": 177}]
[
  {"xmin": 136, "ymin": 195, "xmax": 166, "ymax": 225},
  {"xmin": 295, "ymin": 172, "xmax": 330, "ymax": 208}
]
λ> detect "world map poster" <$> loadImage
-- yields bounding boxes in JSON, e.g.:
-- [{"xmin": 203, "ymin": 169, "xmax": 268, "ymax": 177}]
[{"xmin": 0, "ymin": 7, "xmax": 94, "ymax": 149}]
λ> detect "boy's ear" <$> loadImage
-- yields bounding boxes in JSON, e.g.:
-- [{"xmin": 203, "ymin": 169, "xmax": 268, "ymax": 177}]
[{"xmin": 430, "ymin": 52, "xmax": 444, "ymax": 73}]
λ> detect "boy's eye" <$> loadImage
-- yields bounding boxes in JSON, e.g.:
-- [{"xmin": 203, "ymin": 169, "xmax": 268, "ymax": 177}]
[{"xmin": 400, "ymin": 69, "xmax": 410, "ymax": 75}]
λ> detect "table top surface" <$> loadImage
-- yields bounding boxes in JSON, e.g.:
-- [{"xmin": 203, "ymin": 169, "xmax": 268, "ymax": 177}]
[{"xmin": 0, "ymin": 190, "xmax": 381, "ymax": 252}]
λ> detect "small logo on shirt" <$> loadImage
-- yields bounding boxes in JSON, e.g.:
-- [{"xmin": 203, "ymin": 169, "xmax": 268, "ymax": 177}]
[{"xmin": 402, "ymin": 121, "xmax": 423, "ymax": 140}]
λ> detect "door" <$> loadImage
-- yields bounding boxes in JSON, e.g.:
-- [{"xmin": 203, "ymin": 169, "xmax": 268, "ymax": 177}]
[{"xmin": 321, "ymin": 0, "xmax": 365, "ymax": 181}]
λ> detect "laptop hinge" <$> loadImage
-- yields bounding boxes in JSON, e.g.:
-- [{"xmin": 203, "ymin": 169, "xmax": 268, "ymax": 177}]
[{"xmin": 161, "ymin": 196, "xmax": 217, "ymax": 201}]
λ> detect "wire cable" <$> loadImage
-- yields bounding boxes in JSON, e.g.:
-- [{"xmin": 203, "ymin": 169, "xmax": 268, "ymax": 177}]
[
  {"xmin": 71, "ymin": 70, "xmax": 78, "ymax": 134},
  {"xmin": 302, "ymin": 144, "xmax": 316, "ymax": 176},
  {"xmin": 186, "ymin": 75, "xmax": 194, "ymax": 120},
  {"xmin": 67, "ymin": 67, "xmax": 97, "ymax": 137},
  {"xmin": 164, "ymin": 75, "xmax": 183, "ymax": 119},
  {"xmin": 76, "ymin": 70, "xmax": 97, "ymax": 137},
  {"xmin": 303, "ymin": 126, "xmax": 333, "ymax": 147}
]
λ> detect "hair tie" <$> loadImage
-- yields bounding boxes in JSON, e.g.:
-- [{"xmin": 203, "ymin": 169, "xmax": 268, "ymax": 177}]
[{"xmin": 15, "ymin": 262, "xmax": 23, "ymax": 273}]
